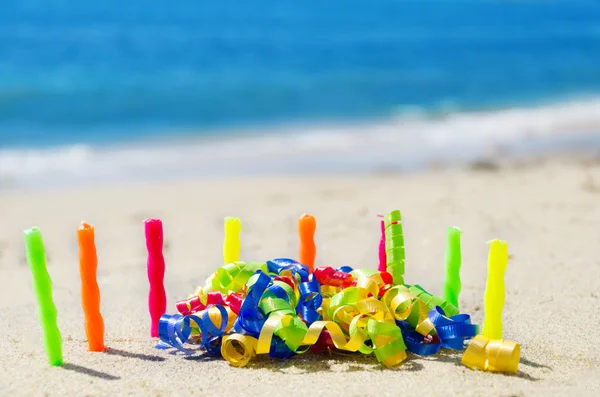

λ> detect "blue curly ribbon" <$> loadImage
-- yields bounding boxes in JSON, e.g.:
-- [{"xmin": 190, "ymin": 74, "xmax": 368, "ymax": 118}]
[
  {"xmin": 337, "ymin": 266, "xmax": 354, "ymax": 273},
  {"xmin": 205, "ymin": 336, "xmax": 224, "ymax": 356},
  {"xmin": 233, "ymin": 270, "xmax": 271, "ymax": 336},
  {"xmin": 398, "ymin": 306, "xmax": 479, "ymax": 355},
  {"xmin": 297, "ymin": 279, "xmax": 322, "ymax": 325},
  {"xmin": 266, "ymin": 283, "xmax": 291, "ymax": 301},
  {"xmin": 157, "ymin": 305, "xmax": 229, "ymax": 354},
  {"xmin": 428, "ymin": 307, "xmax": 478, "ymax": 350},
  {"xmin": 269, "ymin": 336, "xmax": 297, "ymax": 359},
  {"xmin": 267, "ymin": 258, "xmax": 310, "ymax": 282},
  {"xmin": 397, "ymin": 321, "xmax": 441, "ymax": 356}
]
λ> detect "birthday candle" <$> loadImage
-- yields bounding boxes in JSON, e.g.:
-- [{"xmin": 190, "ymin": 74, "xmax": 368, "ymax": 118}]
[
  {"xmin": 77, "ymin": 222, "xmax": 105, "ymax": 352},
  {"xmin": 24, "ymin": 227, "xmax": 63, "ymax": 366},
  {"xmin": 223, "ymin": 217, "xmax": 242, "ymax": 264},
  {"xmin": 377, "ymin": 219, "xmax": 387, "ymax": 272},
  {"xmin": 384, "ymin": 210, "xmax": 405, "ymax": 286},
  {"xmin": 145, "ymin": 218, "xmax": 167, "ymax": 338},
  {"xmin": 482, "ymin": 239, "xmax": 508, "ymax": 339},
  {"xmin": 443, "ymin": 226, "xmax": 462, "ymax": 309},
  {"xmin": 298, "ymin": 213, "xmax": 316, "ymax": 272}
]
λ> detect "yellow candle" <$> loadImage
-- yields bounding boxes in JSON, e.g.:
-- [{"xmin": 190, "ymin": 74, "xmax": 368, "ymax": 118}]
[
  {"xmin": 223, "ymin": 217, "xmax": 242, "ymax": 264},
  {"xmin": 482, "ymin": 239, "xmax": 508, "ymax": 339}
]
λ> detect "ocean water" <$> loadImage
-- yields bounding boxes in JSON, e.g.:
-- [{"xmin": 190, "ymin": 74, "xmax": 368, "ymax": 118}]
[{"xmin": 1, "ymin": 0, "xmax": 600, "ymax": 185}]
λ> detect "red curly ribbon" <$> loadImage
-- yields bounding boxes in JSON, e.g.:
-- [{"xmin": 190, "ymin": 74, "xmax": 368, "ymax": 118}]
[{"xmin": 314, "ymin": 266, "xmax": 354, "ymax": 288}]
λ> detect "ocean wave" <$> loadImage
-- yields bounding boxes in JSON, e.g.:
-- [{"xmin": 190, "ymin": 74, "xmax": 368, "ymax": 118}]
[{"xmin": 2, "ymin": 99, "xmax": 600, "ymax": 187}]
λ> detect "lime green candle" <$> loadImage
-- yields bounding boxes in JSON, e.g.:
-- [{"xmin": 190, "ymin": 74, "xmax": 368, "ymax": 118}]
[
  {"xmin": 24, "ymin": 227, "xmax": 63, "ymax": 366},
  {"xmin": 443, "ymin": 226, "xmax": 462, "ymax": 309}
]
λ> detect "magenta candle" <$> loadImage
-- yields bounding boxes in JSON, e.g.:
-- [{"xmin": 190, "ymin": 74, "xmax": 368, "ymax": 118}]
[
  {"xmin": 378, "ymin": 218, "xmax": 387, "ymax": 272},
  {"xmin": 144, "ymin": 218, "xmax": 167, "ymax": 338}
]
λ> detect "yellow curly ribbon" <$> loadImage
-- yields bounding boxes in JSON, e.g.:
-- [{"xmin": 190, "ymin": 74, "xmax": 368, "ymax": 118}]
[
  {"xmin": 382, "ymin": 286, "xmax": 434, "ymax": 336},
  {"xmin": 318, "ymin": 285, "xmax": 340, "ymax": 320},
  {"xmin": 461, "ymin": 335, "xmax": 520, "ymax": 374},
  {"xmin": 221, "ymin": 334, "xmax": 258, "ymax": 367},
  {"xmin": 351, "ymin": 269, "xmax": 393, "ymax": 295},
  {"xmin": 348, "ymin": 314, "xmax": 377, "ymax": 354},
  {"xmin": 190, "ymin": 285, "xmax": 208, "ymax": 304},
  {"xmin": 256, "ymin": 314, "xmax": 377, "ymax": 357},
  {"xmin": 355, "ymin": 276, "xmax": 380, "ymax": 298},
  {"xmin": 221, "ymin": 306, "xmax": 238, "ymax": 332},
  {"xmin": 328, "ymin": 285, "xmax": 382, "ymax": 316},
  {"xmin": 382, "ymin": 285, "xmax": 414, "ymax": 320},
  {"xmin": 277, "ymin": 268, "xmax": 303, "ymax": 287},
  {"xmin": 320, "ymin": 285, "xmax": 340, "ymax": 298},
  {"xmin": 304, "ymin": 318, "xmax": 368, "ymax": 352}
]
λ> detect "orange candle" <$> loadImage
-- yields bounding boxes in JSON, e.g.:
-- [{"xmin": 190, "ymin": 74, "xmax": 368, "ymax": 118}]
[
  {"xmin": 77, "ymin": 222, "xmax": 105, "ymax": 352},
  {"xmin": 298, "ymin": 213, "xmax": 316, "ymax": 272}
]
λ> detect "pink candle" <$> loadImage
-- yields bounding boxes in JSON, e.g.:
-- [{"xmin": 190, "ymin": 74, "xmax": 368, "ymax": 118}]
[
  {"xmin": 378, "ymin": 218, "xmax": 387, "ymax": 272},
  {"xmin": 144, "ymin": 218, "xmax": 167, "ymax": 338}
]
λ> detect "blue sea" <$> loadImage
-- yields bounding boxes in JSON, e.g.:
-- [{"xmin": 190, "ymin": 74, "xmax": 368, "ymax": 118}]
[{"xmin": 1, "ymin": 0, "xmax": 600, "ymax": 186}]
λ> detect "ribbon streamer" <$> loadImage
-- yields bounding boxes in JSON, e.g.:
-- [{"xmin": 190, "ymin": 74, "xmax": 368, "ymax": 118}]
[
  {"xmin": 409, "ymin": 284, "xmax": 459, "ymax": 317},
  {"xmin": 267, "ymin": 258, "xmax": 310, "ymax": 283},
  {"xmin": 206, "ymin": 261, "xmax": 268, "ymax": 294},
  {"xmin": 176, "ymin": 291, "xmax": 226, "ymax": 315},
  {"xmin": 233, "ymin": 271, "xmax": 271, "ymax": 336},
  {"xmin": 399, "ymin": 306, "xmax": 478, "ymax": 355},
  {"xmin": 297, "ymin": 279, "xmax": 323, "ymax": 324},
  {"xmin": 221, "ymin": 334, "xmax": 258, "ymax": 367},
  {"xmin": 157, "ymin": 305, "xmax": 229, "ymax": 355},
  {"xmin": 461, "ymin": 335, "xmax": 520, "ymax": 373},
  {"xmin": 314, "ymin": 266, "xmax": 354, "ymax": 288},
  {"xmin": 428, "ymin": 307, "xmax": 478, "ymax": 349}
]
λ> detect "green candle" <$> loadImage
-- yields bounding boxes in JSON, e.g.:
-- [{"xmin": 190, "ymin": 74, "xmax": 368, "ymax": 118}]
[
  {"xmin": 443, "ymin": 226, "xmax": 462, "ymax": 310},
  {"xmin": 24, "ymin": 227, "xmax": 63, "ymax": 366}
]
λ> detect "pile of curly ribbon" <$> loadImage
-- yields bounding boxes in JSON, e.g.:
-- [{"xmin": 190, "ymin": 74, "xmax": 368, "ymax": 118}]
[{"xmin": 157, "ymin": 258, "xmax": 519, "ymax": 373}]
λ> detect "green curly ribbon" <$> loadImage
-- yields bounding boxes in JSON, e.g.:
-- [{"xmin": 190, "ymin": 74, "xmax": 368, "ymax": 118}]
[
  {"xmin": 350, "ymin": 268, "xmax": 378, "ymax": 280},
  {"xmin": 205, "ymin": 262, "xmax": 268, "ymax": 294},
  {"xmin": 408, "ymin": 285, "xmax": 459, "ymax": 317}
]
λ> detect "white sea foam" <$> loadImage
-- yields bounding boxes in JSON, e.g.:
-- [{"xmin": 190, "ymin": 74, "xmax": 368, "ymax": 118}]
[{"xmin": 2, "ymin": 99, "xmax": 600, "ymax": 188}]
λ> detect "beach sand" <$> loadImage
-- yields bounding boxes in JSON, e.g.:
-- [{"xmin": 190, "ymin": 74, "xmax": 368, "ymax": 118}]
[{"xmin": 1, "ymin": 158, "xmax": 599, "ymax": 396}]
